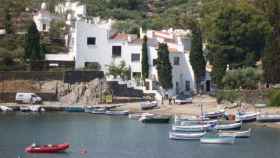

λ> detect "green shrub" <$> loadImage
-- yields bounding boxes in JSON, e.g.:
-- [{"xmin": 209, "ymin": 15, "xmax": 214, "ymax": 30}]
[
  {"xmin": 222, "ymin": 67, "xmax": 261, "ymax": 90},
  {"xmin": 268, "ymin": 89, "xmax": 280, "ymax": 107},
  {"xmin": 216, "ymin": 90, "xmax": 240, "ymax": 103}
]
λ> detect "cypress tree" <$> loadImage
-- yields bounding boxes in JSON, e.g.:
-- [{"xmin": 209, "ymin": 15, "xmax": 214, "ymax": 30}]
[
  {"xmin": 190, "ymin": 28, "xmax": 206, "ymax": 92},
  {"xmin": 141, "ymin": 35, "xmax": 149, "ymax": 80},
  {"xmin": 4, "ymin": 7, "xmax": 13, "ymax": 34},
  {"xmin": 156, "ymin": 43, "xmax": 173, "ymax": 90},
  {"xmin": 24, "ymin": 21, "xmax": 44, "ymax": 61},
  {"xmin": 261, "ymin": 0, "xmax": 280, "ymax": 84}
]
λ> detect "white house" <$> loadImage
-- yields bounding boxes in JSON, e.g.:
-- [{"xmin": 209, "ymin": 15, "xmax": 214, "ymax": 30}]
[
  {"xmin": 141, "ymin": 29, "xmax": 195, "ymax": 96},
  {"xmin": 55, "ymin": 0, "xmax": 86, "ymax": 20},
  {"xmin": 72, "ymin": 19, "xmax": 142, "ymax": 82},
  {"xmin": 33, "ymin": 3, "xmax": 53, "ymax": 32}
]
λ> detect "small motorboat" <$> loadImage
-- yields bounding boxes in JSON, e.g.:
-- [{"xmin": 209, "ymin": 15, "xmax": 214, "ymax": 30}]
[
  {"xmin": 90, "ymin": 107, "xmax": 107, "ymax": 114},
  {"xmin": 0, "ymin": 106, "xmax": 13, "ymax": 112},
  {"xmin": 235, "ymin": 112, "xmax": 259, "ymax": 122},
  {"xmin": 214, "ymin": 122, "xmax": 242, "ymax": 130},
  {"xmin": 177, "ymin": 119, "xmax": 218, "ymax": 126},
  {"xmin": 64, "ymin": 107, "xmax": 84, "ymax": 112},
  {"xmin": 20, "ymin": 106, "xmax": 31, "ymax": 112},
  {"xmin": 203, "ymin": 110, "xmax": 225, "ymax": 119},
  {"xmin": 172, "ymin": 124, "xmax": 211, "ymax": 132},
  {"xmin": 25, "ymin": 143, "xmax": 70, "ymax": 153},
  {"xmin": 257, "ymin": 114, "xmax": 280, "ymax": 122},
  {"xmin": 174, "ymin": 115, "xmax": 210, "ymax": 124},
  {"xmin": 139, "ymin": 115, "xmax": 170, "ymax": 123},
  {"xmin": 169, "ymin": 131, "xmax": 206, "ymax": 140},
  {"xmin": 129, "ymin": 113, "xmax": 154, "ymax": 119},
  {"xmin": 105, "ymin": 110, "xmax": 129, "ymax": 116},
  {"xmin": 200, "ymin": 135, "xmax": 235, "ymax": 144},
  {"xmin": 218, "ymin": 128, "xmax": 251, "ymax": 138},
  {"xmin": 30, "ymin": 105, "xmax": 45, "ymax": 112},
  {"xmin": 140, "ymin": 101, "xmax": 158, "ymax": 110}
]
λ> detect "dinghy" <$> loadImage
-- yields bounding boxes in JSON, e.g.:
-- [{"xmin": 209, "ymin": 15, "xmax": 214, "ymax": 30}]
[
  {"xmin": 169, "ymin": 132, "xmax": 206, "ymax": 140},
  {"xmin": 172, "ymin": 124, "xmax": 211, "ymax": 132},
  {"xmin": 257, "ymin": 114, "xmax": 280, "ymax": 122},
  {"xmin": 235, "ymin": 112, "xmax": 259, "ymax": 122},
  {"xmin": 140, "ymin": 101, "xmax": 158, "ymax": 110},
  {"xmin": 214, "ymin": 122, "xmax": 242, "ymax": 130},
  {"xmin": 25, "ymin": 143, "xmax": 70, "ymax": 153},
  {"xmin": 139, "ymin": 115, "xmax": 170, "ymax": 123},
  {"xmin": 203, "ymin": 110, "xmax": 225, "ymax": 119},
  {"xmin": 200, "ymin": 135, "xmax": 235, "ymax": 144},
  {"xmin": 177, "ymin": 119, "xmax": 218, "ymax": 126},
  {"xmin": 105, "ymin": 110, "xmax": 129, "ymax": 115},
  {"xmin": 0, "ymin": 106, "xmax": 13, "ymax": 112},
  {"xmin": 218, "ymin": 128, "xmax": 251, "ymax": 138}
]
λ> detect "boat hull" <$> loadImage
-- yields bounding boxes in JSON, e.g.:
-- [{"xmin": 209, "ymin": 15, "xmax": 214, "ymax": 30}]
[
  {"xmin": 257, "ymin": 115, "xmax": 280, "ymax": 122},
  {"xmin": 214, "ymin": 122, "xmax": 242, "ymax": 130},
  {"xmin": 140, "ymin": 116, "xmax": 170, "ymax": 123},
  {"xmin": 169, "ymin": 132, "xmax": 206, "ymax": 140},
  {"xmin": 218, "ymin": 129, "xmax": 251, "ymax": 138},
  {"xmin": 172, "ymin": 124, "xmax": 211, "ymax": 132},
  {"xmin": 25, "ymin": 144, "xmax": 70, "ymax": 153},
  {"xmin": 200, "ymin": 136, "xmax": 235, "ymax": 144}
]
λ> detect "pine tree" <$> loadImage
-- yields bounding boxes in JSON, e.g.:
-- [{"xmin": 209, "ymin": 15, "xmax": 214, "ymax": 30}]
[
  {"xmin": 156, "ymin": 43, "xmax": 173, "ymax": 90},
  {"xmin": 141, "ymin": 35, "xmax": 149, "ymax": 80},
  {"xmin": 24, "ymin": 21, "xmax": 44, "ymax": 61},
  {"xmin": 190, "ymin": 28, "xmax": 206, "ymax": 92},
  {"xmin": 259, "ymin": 0, "xmax": 280, "ymax": 84}
]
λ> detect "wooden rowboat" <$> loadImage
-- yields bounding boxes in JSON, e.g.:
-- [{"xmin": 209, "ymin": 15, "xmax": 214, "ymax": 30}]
[
  {"xmin": 172, "ymin": 124, "xmax": 211, "ymax": 132},
  {"xmin": 169, "ymin": 132, "xmax": 206, "ymax": 140},
  {"xmin": 200, "ymin": 135, "xmax": 235, "ymax": 144},
  {"xmin": 218, "ymin": 128, "xmax": 251, "ymax": 138}
]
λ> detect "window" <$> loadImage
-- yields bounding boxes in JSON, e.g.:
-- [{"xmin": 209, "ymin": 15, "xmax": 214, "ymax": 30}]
[
  {"xmin": 185, "ymin": 80, "xmax": 190, "ymax": 91},
  {"xmin": 173, "ymin": 57, "xmax": 180, "ymax": 65},
  {"xmin": 153, "ymin": 59, "xmax": 157, "ymax": 66},
  {"xmin": 112, "ymin": 46, "xmax": 122, "ymax": 57},
  {"xmin": 42, "ymin": 24, "xmax": 47, "ymax": 31},
  {"xmin": 131, "ymin": 53, "xmax": 140, "ymax": 62},
  {"xmin": 87, "ymin": 37, "xmax": 96, "ymax": 45}
]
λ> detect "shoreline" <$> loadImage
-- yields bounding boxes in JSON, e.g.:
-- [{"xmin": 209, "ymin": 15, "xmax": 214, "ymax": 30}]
[{"xmin": 1, "ymin": 95, "xmax": 280, "ymax": 129}]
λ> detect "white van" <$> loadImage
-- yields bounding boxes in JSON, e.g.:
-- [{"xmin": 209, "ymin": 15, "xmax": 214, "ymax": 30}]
[{"xmin": 15, "ymin": 93, "xmax": 42, "ymax": 104}]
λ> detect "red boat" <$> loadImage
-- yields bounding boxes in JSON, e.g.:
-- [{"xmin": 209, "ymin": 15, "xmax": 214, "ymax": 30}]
[{"xmin": 25, "ymin": 143, "xmax": 70, "ymax": 153}]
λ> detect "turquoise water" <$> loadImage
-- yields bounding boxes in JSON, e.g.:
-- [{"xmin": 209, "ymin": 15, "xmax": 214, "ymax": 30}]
[{"xmin": 0, "ymin": 112, "xmax": 280, "ymax": 158}]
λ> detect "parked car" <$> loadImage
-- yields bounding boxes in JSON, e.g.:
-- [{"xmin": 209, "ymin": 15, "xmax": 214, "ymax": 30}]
[
  {"xmin": 175, "ymin": 94, "xmax": 192, "ymax": 104},
  {"xmin": 15, "ymin": 93, "xmax": 42, "ymax": 104}
]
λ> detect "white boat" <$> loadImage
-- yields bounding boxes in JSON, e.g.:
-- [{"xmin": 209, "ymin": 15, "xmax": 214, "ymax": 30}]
[
  {"xmin": 140, "ymin": 101, "xmax": 158, "ymax": 110},
  {"xmin": 172, "ymin": 124, "xmax": 211, "ymax": 132},
  {"xmin": 177, "ymin": 119, "xmax": 218, "ymax": 126},
  {"xmin": 0, "ymin": 106, "xmax": 13, "ymax": 112},
  {"xmin": 105, "ymin": 110, "xmax": 129, "ymax": 115},
  {"xmin": 235, "ymin": 112, "xmax": 259, "ymax": 122},
  {"xmin": 169, "ymin": 132, "xmax": 206, "ymax": 140},
  {"xmin": 29, "ymin": 105, "xmax": 45, "ymax": 112},
  {"xmin": 200, "ymin": 135, "xmax": 235, "ymax": 144},
  {"xmin": 129, "ymin": 113, "xmax": 154, "ymax": 119},
  {"xmin": 20, "ymin": 106, "xmax": 31, "ymax": 112},
  {"xmin": 203, "ymin": 110, "xmax": 225, "ymax": 119},
  {"xmin": 174, "ymin": 115, "xmax": 210, "ymax": 124},
  {"xmin": 218, "ymin": 128, "xmax": 251, "ymax": 138},
  {"xmin": 214, "ymin": 122, "xmax": 242, "ymax": 130},
  {"xmin": 257, "ymin": 114, "xmax": 280, "ymax": 122}
]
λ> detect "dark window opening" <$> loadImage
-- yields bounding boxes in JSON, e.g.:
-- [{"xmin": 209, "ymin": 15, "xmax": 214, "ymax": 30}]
[
  {"xmin": 185, "ymin": 80, "xmax": 190, "ymax": 91},
  {"xmin": 153, "ymin": 59, "xmax": 157, "ymax": 66},
  {"xmin": 43, "ymin": 24, "xmax": 47, "ymax": 31},
  {"xmin": 87, "ymin": 37, "xmax": 96, "ymax": 45},
  {"xmin": 174, "ymin": 57, "xmax": 180, "ymax": 65},
  {"xmin": 112, "ymin": 46, "xmax": 122, "ymax": 57},
  {"xmin": 131, "ymin": 53, "xmax": 140, "ymax": 62}
]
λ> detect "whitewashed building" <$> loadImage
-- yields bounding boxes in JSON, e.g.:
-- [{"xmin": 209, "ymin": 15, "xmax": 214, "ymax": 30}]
[
  {"xmin": 33, "ymin": 3, "xmax": 53, "ymax": 32},
  {"xmin": 55, "ymin": 0, "xmax": 86, "ymax": 20},
  {"xmin": 72, "ymin": 19, "xmax": 142, "ymax": 81},
  {"xmin": 141, "ymin": 29, "xmax": 195, "ymax": 96}
]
